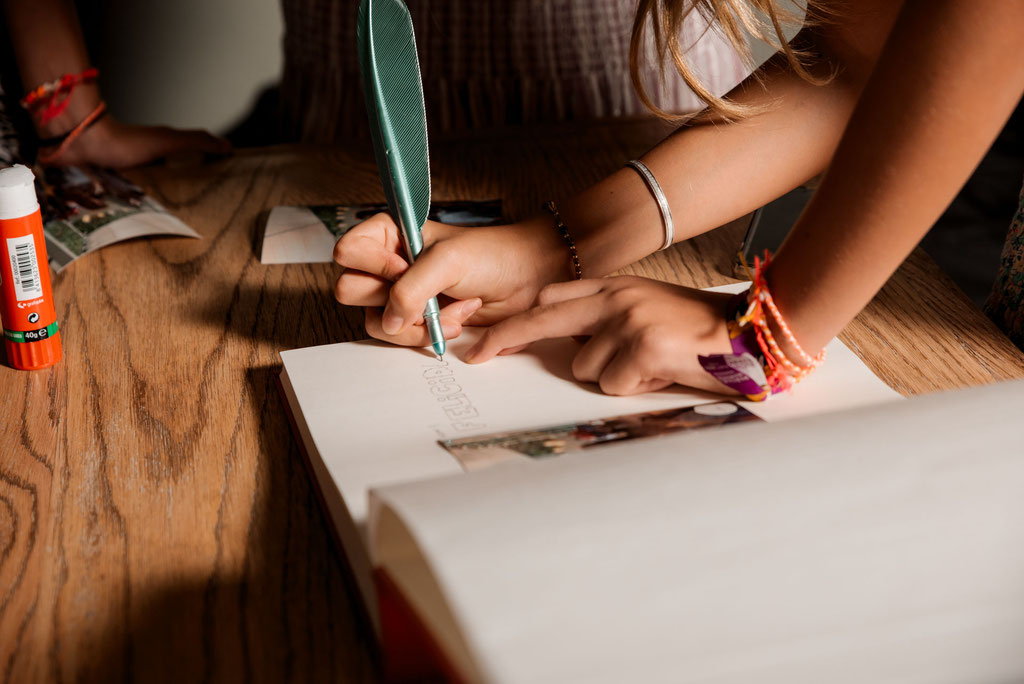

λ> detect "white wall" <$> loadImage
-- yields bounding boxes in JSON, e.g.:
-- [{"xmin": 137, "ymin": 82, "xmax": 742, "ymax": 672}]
[{"xmin": 94, "ymin": 0, "xmax": 283, "ymax": 134}]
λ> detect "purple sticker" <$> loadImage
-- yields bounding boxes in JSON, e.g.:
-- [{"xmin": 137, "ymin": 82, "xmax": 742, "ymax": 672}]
[{"xmin": 699, "ymin": 352, "xmax": 769, "ymax": 401}]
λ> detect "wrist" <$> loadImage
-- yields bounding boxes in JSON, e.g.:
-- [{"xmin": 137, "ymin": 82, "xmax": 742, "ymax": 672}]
[
  {"xmin": 36, "ymin": 101, "xmax": 109, "ymax": 166},
  {"xmin": 699, "ymin": 254, "xmax": 827, "ymax": 400},
  {"xmin": 761, "ymin": 265, "xmax": 827, "ymax": 363},
  {"xmin": 516, "ymin": 214, "xmax": 581, "ymax": 289},
  {"xmin": 33, "ymin": 83, "xmax": 102, "ymax": 141}
]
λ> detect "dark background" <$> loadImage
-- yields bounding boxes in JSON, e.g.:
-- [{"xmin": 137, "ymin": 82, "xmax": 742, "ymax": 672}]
[{"xmin": 7, "ymin": 2, "xmax": 1024, "ymax": 310}]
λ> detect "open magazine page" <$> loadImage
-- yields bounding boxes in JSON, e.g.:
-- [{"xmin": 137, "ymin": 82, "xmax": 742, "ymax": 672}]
[
  {"xmin": 369, "ymin": 378, "xmax": 1024, "ymax": 684},
  {"xmin": 37, "ymin": 165, "xmax": 199, "ymax": 272},
  {"xmin": 2, "ymin": 89, "xmax": 197, "ymax": 272}
]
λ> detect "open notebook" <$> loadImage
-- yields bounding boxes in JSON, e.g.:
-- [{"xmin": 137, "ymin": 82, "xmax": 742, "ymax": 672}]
[
  {"xmin": 278, "ymin": 284, "xmax": 900, "ymax": 637},
  {"xmin": 369, "ymin": 378, "xmax": 1024, "ymax": 683}
]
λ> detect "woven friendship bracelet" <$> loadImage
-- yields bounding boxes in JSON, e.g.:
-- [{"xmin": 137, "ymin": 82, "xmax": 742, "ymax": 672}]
[
  {"xmin": 745, "ymin": 251, "xmax": 826, "ymax": 372},
  {"xmin": 21, "ymin": 68, "xmax": 100, "ymax": 126},
  {"xmin": 698, "ymin": 250, "xmax": 825, "ymax": 400},
  {"xmin": 626, "ymin": 159, "xmax": 674, "ymax": 251},
  {"xmin": 542, "ymin": 200, "xmax": 583, "ymax": 280},
  {"xmin": 38, "ymin": 102, "xmax": 107, "ymax": 166},
  {"xmin": 37, "ymin": 105, "xmax": 108, "ymax": 149}
]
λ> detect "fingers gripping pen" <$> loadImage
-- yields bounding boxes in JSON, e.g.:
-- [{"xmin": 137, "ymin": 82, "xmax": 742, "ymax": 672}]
[
  {"xmin": 392, "ymin": 178, "xmax": 446, "ymax": 357},
  {"xmin": 0, "ymin": 164, "xmax": 62, "ymax": 370}
]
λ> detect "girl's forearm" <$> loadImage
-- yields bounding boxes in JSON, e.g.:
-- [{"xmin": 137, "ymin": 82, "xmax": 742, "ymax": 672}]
[
  {"xmin": 2, "ymin": 0, "xmax": 100, "ymax": 136},
  {"xmin": 768, "ymin": 0, "xmax": 1024, "ymax": 356},
  {"xmin": 560, "ymin": 3, "xmax": 903, "ymax": 277}
]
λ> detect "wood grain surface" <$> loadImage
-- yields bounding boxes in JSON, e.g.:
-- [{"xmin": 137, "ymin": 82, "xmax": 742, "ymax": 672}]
[{"xmin": 2, "ymin": 119, "xmax": 1023, "ymax": 683}]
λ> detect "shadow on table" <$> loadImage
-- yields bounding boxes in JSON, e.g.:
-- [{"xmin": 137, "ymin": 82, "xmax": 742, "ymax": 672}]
[
  {"xmin": 189, "ymin": 275, "xmax": 369, "ymax": 350},
  {"xmin": 79, "ymin": 366, "xmax": 381, "ymax": 683}
]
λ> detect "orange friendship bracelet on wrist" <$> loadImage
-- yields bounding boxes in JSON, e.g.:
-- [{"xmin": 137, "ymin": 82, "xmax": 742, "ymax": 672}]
[
  {"xmin": 698, "ymin": 250, "xmax": 825, "ymax": 400},
  {"xmin": 37, "ymin": 102, "xmax": 107, "ymax": 166},
  {"xmin": 739, "ymin": 250, "xmax": 825, "ymax": 385}
]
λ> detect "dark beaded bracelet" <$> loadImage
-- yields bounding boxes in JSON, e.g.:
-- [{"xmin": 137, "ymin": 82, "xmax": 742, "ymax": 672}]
[{"xmin": 542, "ymin": 200, "xmax": 583, "ymax": 280}]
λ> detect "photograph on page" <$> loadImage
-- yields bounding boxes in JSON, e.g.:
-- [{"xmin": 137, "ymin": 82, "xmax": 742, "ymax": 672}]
[{"xmin": 439, "ymin": 402, "xmax": 763, "ymax": 471}]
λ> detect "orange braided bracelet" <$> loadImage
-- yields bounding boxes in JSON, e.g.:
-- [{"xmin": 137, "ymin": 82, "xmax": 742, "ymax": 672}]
[
  {"xmin": 701, "ymin": 250, "xmax": 826, "ymax": 399},
  {"xmin": 37, "ymin": 101, "xmax": 107, "ymax": 166},
  {"xmin": 739, "ymin": 251, "xmax": 825, "ymax": 388}
]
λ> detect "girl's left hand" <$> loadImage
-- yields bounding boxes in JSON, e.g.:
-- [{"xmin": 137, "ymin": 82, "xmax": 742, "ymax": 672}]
[
  {"xmin": 49, "ymin": 116, "xmax": 231, "ymax": 169},
  {"xmin": 465, "ymin": 276, "xmax": 738, "ymax": 396}
]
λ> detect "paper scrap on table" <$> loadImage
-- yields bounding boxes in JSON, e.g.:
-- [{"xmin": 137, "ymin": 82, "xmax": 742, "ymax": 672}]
[
  {"xmin": 39, "ymin": 165, "xmax": 199, "ymax": 273},
  {"xmin": 260, "ymin": 199, "xmax": 502, "ymax": 264}
]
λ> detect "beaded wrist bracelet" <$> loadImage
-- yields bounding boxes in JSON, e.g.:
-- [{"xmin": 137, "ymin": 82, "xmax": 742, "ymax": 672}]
[
  {"xmin": 22, "ymin": 68, "xmax": 100, "ymax": 126},
  {"xmin": 698, "ymin": 250, "xmax": 825, "ymax": 401},
  {"xmin": 543, "ymin": 200, "xmax": 583, "ymax": 280}
]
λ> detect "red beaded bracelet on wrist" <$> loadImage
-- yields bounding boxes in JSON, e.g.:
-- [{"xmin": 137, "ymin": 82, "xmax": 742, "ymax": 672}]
[{"xmin": 21, "ymin": 67, "xmax": 100, "ymax": 126}]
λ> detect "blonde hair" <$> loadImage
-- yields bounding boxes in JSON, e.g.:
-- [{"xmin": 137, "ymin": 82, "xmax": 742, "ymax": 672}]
[{"xmin": 630, "ymin": 0, "xmax": 829, "ymax": 120}]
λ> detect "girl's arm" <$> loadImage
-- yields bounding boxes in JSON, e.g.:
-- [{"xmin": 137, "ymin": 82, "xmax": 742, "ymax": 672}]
[
  {"xmin": 767, "ymin": 0, "xmax": 1024, "ymax": 357},
  {"xmin": 334, "ymin": 1, "xmax": 905, "ymax": 340},
  {"xmin": 559, "ymin": 0, "xmax": 905, "ymax": 275},
  {"xmin": 466, "ymin": 0, "xmax": 1024, "ymax": 396},
  {"xmin": 2, "ymin": 0, "xmax": 229, "ymax": 168}
]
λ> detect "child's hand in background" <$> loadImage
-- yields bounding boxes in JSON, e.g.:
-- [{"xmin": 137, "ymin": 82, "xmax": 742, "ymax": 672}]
[
  {"xmin": 333, "ymin": 212, "xmax": 566, "ymax": 346},
  {"xmin": 51, "ymin": 115, "xmax": 231, "ymax": 169},
  {"xmin": 466, "ymin": 277, "xmax": 736, "ymax": 396}
]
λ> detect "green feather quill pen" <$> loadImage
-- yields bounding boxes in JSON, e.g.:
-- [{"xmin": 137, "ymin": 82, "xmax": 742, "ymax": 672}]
[{"xmin": 357, "ymin": 0, "xmax": 445, "ymax": 357}]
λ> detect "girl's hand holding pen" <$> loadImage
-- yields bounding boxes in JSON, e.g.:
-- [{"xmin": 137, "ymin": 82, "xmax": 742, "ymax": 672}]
[{"xmin": 333, "ymin": 212, "xmax": 566, "ymax": 348}]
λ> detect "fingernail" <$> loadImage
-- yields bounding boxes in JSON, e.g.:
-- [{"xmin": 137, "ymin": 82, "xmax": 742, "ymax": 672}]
[
  {"xmin": 382, "ymin": 311, "xmax": 403, "ymax": 334},
  {"xmin": 442, "ymin": 322, "xmax": 461, "ymax": 339}
]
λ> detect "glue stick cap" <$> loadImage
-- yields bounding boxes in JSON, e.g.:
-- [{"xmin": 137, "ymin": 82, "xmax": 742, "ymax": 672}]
[{"xmin": 0, "ymin": 164, "xmax": 40, "ymax": 220}]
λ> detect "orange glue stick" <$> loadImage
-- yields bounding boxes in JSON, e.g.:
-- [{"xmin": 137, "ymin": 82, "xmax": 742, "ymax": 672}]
[{"xmin": 0, "ymin": 164, "xmax": 61, "ymax": 370}]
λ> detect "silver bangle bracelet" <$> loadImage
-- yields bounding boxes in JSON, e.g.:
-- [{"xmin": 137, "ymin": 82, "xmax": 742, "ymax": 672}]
[{"xmin": 626, "ymin": 159, "xmax": 674, "ymax": 251}]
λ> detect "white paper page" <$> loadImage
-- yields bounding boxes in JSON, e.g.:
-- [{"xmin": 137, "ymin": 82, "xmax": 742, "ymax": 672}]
[
  {"xmin": 280, "ymin": 331, "xmax": 719, "ymax": 530},
  {"xmin": 372, "ymin": 378, "xmax": 1024, "ymax": 684},
  {"xmin": 261, "ymin": 206, "xmax": 337, "ymax": 264}
]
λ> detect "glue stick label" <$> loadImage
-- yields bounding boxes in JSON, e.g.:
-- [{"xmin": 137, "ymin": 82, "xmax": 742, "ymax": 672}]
[
  {"xmin": 0, "ymin": 212, "xmax": 58, "ymax": 343},
  {"xmin": 6, "ymin": 234, "xmax": 44, "ymax": 301}
]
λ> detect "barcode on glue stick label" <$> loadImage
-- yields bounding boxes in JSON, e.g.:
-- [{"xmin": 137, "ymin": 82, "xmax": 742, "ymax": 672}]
[{"xmin": 7, "ymin": 235, "xmax": 43, "ymax": 302}]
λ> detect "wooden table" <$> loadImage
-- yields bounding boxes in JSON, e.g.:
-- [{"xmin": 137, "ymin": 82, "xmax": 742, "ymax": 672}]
[{"xmin": 3, "ymin": 120, "xmax": 1023, "ymax": 683}]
